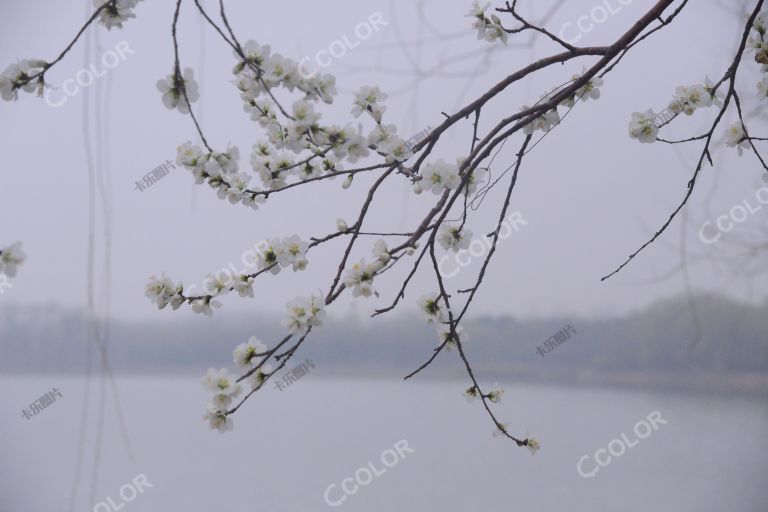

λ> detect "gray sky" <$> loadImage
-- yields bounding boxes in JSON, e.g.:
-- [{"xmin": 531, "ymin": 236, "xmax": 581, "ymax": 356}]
[{"xmin": 1, "ymin": 0, "xmax": 766, "ymax": 322}]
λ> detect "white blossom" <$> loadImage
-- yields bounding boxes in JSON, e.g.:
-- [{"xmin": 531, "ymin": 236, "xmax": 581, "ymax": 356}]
[
  {"xmin": 758, "ymin": 76, "xmax": 768, "ymax": 101},
  {"xmin": 201, "ymin": 367, "xmax": 242, "ymax": 410},
  {"xmin": 487, "ymin": 384, "xmax": 504, "ymax": 404},
  {"xmin": 562, "ymin": 68, "xmax": 604, "ymax": 107},
  {"xmin": 418, "ymin": 293, "xmax": 446, "ymax": 325},
  {"xmin": 725, "ymin": 121, "xmax": 749, "ymax": 156},
  {"xmin": 343, "ymin": 259, "xmax": 379, "ymax": 298},
  {"xmin": 437, "ymin": 324, "xmax": 467, "ymax": 348},
  {"xmin": 144, "ymin": 274, "xmax": 184, "ymax": 310},
  {"xmin": 525, "ymin": 432, "xmax": 541, "ymax": 455},
  {"xmin": 177, "ymin": 141, "xmax": 204, "ymax": 168},
  {"xmin": 368, "ymin": 123, "xmax": 398, "ymax": 147},
  {"xmin": 463, "ymin": 165, "xmax": 487, "ymax": 195},
  {"xmin": 351, "ymin": 86, "xmax": 388, "ymax": 122},
  {"xmin": 247, "ymin": 364, "xmax": 273, "ymax": 390},
  {"xmin": 278, "ymin": 235, "xmax": 309, "ymax": 272},
  {"xmin": 421, "ymin": 159, "xmax": 460, "ymax": 194},
  {"xmin": 282, "ymin": 293, "xmax": 326, "ymax": 333},
  {"xmin": 704, "ymin": 77, "xmax": 725, "ymax": 108},
  {"xmin": 372, "ymin": 239, "xmax": 391, "ymax": 265},
  {"xmin": 242, "ymin": 192, "xmax": 266, "ymax": 211},
  {"xmin": 628, "ymin": 109, "xmax": 659, "ymax": 143},
  {"xmin": 233, "ymin": 336, "xmax": 268, "ymax": 370},
  {"xmin": 191, "ymin": 297, "xmax": 221, "ymax": 317},
  {"xmin": 669, "ymin": 84, "xmax": 712, "ymax": 116},
  {"xmin": 521, "ymin": 105, "xmax": 560, "ymax": 135},
  {"xmin": 156, "ymin": 67, "xmax": 200, "ymax": 114},
  {"xmin": 94, "ymin": 0, "xmax": 143, "ymax": 30},
  {"xmin": 438, "ymin": 224, "xmax": 472, "ymax": 253},
  {"xmin": 467, "ymin": 2, "xmax": 507, "ymax": 45},
  {"xmin": 0, "ymin": 242, "xmax": 26, "ymax": 277},
  {"xmin": 292, "ymin": 99, "xmax": 321, "ymax": 130},
  {"xmin": 379, "ymin": 136, "xmax": 413, "ymax": 163},
  {"xmin": 204, "ymin": 272, "xmax": 232, "ymax": 297},
  {"xmin": 233, "ymin": 274, "xmax": 255, "ymax": 298},
  {"xmin": 203, "ymin": 405, "xmax": 233, "ymax": 433},
  {"xmin": 255, "ymin": 239, "xmax": 282, "ymax": 274},
  {"xmin": 0, "ymin": 59, "xmax": 46, "ymax": 101}
]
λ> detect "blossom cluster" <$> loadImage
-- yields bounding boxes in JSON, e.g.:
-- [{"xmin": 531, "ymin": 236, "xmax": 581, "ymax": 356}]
[
  {"xmin": 467, "ymin": 2, "xmax": 508, "ymax": 45},
  {"xmin": 156, "ymin": 68, "xmax": 200, "ymax": 114},
  {"xmin": 144, "ymin": 235, "xmax": 311, "ymax": 315},
  {"xmin": 144, "ymin": 274, "xmax": 185, "ymax": 311},
  {"xmin": 749, "ymin": 10, "xmax": 768, "ymax": 100},
  {"xmin": 725, "ymin": 121, "xmax": 751, "ymax": 156},
  {"xmin": 176, "ymin": 142, "xmax": 267, "ymax": 210},
  {"xmin": 94, "ymin": 0, "xmax": 144, "ymax": 31},
  {"xmin": 416, "ymin": 292, "xmax": 467, "ymax": 349},
  {"xmin": 201, "ymin": 367, "xmax": 242, "ymax": 432},
  {"xmin": 0, "ymin": 242, "xmax": 26, "ymax": 277},
  {"xmin": 250, "ymin": 235, "xmax": 310, "ymax": 275},
  {"xmin": 414, "ymin": 159, "xmax": 460, "ymax": 195},
  {"xmin": 281, "ymin": 293, "xmax": 327, "ymax": 333},
  {"xmin": 232, "ymin": 41, "xmax": 413, "ymax": 177},
  {"xmin": 161, "ymin": 41, "xmax": 422, "ymax": 206},
  {"xmin": 343, "ymin": 240, "xmax": 391, "ymax": 298},
  {"xmin": 520, "ymin": 70, "xmax": 604, "ymax": 137},
  {"xmin": 0, "ymin": 59, "xmax": 46, "ymax": 102},
  {"xmin": 628, "ymin": 78, "xmax": 724, "ymax": 145},
  {"xmin": 437, "ymin": 224, "xmax": 473, "ymax": 253},
  {"xmin": 202, "ymin": 292, "xmax": 325, "ymax": 433},
  {"xmin": 464, "ymin": 383, "xmax": 504, "ymax": 404}
]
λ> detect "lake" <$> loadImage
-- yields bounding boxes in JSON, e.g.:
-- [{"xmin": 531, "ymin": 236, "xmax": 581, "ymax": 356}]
[{"xmin": 1, "ymin": 375, "xmax": 767, "ymax": 511}]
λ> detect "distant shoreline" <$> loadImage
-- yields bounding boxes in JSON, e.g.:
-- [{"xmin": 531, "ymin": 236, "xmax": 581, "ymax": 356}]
[{"xmin": 4, "ymin": 366, "xmax": 767, "ymax": 396}]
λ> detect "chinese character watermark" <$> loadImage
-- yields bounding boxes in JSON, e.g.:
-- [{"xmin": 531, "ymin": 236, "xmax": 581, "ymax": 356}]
[
  {"xmin": 536, "ymin": 324, "xmax": 577, "ymax": 357},
  {"xmin": 653, "ymin": 97, "xmax": 688, "ymax": 127},
  {"xmin": 274, "ymin": 359, "xmax": 315, "ymax": 391},
  {"xmin": 21, "ymin": 387, "xmax": 63, "ymax": 420},
  {"xmin": 135, "ymin": 159, "xmax": 176, "ymax": 192},
  {"xmin": 404, "ymin": 125, "xmax": 433, "ymax": 152}
]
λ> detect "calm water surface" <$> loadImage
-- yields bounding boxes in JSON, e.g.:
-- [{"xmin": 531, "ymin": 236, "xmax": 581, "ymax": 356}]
[{"xmin": 1, "ymin": 375, "xmax": 766, "ymax": 512}]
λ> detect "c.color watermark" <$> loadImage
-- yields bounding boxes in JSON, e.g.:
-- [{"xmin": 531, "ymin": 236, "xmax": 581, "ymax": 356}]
[
  {"xmin": 299, "ymin": 13, "xmax": 388, "ymax": 79},
  {"xmin": 577, "ymin": 410, "xmax": 667, "ymax": 478},
  {"xmin": 559, "ymin": 0, "xmax": 634, "ymax": 45},
  {"xmin": 438, "ymin": 211, "xmax": 527, "ymax": 279},
  {"xmin": 44, "ymin": 41, "xmax": 134, "ymax": 108},
  {"xmin": 93, "ymin": 474, "xmax": 153, "ymax": 512},
  {"xmin": 323, "ymin": 439, "xmax": 414, "ymax": 507},
  {"xmin": 698, "ymin": 186, "xmax": 768, "ymax": 244},
  {"xmin": 183, "ymin": 239, "xmax": 272, "ymax": 297}
]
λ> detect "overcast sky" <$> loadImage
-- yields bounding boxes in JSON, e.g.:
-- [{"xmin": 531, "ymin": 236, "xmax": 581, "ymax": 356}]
[{"xmin": 1, "ymin": 0, "xmax": 766, "ymax": 322}]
